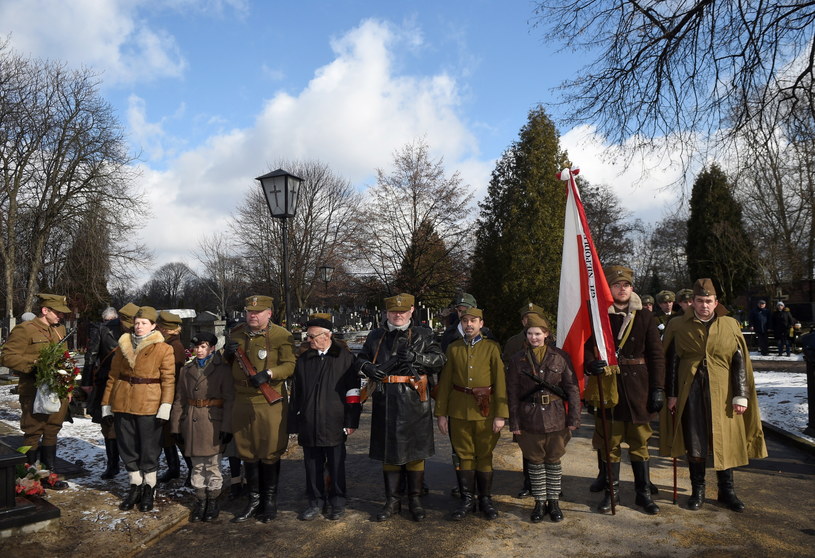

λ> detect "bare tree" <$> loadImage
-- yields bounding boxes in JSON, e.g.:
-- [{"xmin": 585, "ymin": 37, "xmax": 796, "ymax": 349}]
[
  {"xmin": 0, "ymin": 42, "xmax": 143, "ymax": 316},
  {"xmin": 632, "ymin": 215, "xmax": 691, "ymax": 293},
  {"xmin": 194, "ymin": 232, "xmax": 247, "ymax": 317},
  {"xmin": 232, "ymin": 160, "xmax": 361, "ymax": 323},
  {"xmin": 531, "ymin": 1, "xmax": 815, "ymax": 152},
  {"xmin": 353, "ymin": 139, "xmax": 473, "ymax": 303},
  {"xmin": 578, "ymin": 177, "xmax": 644, "ymax": 266},
  {"xmin": 141, "ymin": 262, "xmax": 195, "ymax": 308}
]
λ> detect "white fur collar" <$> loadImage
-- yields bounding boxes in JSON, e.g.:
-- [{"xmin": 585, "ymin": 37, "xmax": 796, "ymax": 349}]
[{"xmin": 118, "ymin": 330, "xmax": 165, "ymax": 368}]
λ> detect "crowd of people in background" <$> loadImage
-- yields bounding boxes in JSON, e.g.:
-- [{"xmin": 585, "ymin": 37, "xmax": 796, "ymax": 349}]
[{"xmin": 0, "ymin": 269, "xmax": 775, "ymax": 524}]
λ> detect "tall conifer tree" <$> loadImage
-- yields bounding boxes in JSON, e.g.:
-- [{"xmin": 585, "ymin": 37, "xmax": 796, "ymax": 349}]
[{"xmin": 470, "ymin": 106, "xmax": 567, "ymax": 340}]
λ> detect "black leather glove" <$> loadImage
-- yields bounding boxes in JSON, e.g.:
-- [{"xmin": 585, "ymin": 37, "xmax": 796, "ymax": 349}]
[
  {"xmin": 396, "ymin": 345, "xmax": 416, "ymax": 363},
  {"xmin": 647, "ymin": 388, "xmax": 666, "ymax": 413},
  {"xmin": 360, "ymin": 361, "xmax": 386, "ymax": 381},
  {"xmin": 585, "ymin": 359, "xmax": 607, "ymax": 376},
  {"xmin": 219, "ymin": 431, "xmax": 233, "ymax": 445},
  {"xmin": 223, "ymin": 341, "xmax": 239, "ymax": 360},
  {"xmin": 173, "ymin": 432, "xmax": 184, "ymax": 446},
  {"xmin": 249, "ymin": 369, "xmax": 271, "ymax": 388}
]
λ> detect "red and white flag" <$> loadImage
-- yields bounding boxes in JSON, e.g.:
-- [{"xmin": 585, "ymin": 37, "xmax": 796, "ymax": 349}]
[{"xmin": 555, "ymin": 167, "xmax": 617, "ymax": 393}]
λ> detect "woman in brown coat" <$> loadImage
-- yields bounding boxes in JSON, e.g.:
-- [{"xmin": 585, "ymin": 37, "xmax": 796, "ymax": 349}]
[
  {"xmin": 101, "ymin": 306, "xmax": 175, "ymax": 512},
  {"xmin": 507, "ymin": 314, "xmax": 580, "ymax": 523}
]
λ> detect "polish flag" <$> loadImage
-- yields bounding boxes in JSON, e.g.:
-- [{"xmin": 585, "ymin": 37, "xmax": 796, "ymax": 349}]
[{"xmin": 555, "ymin": 167, "xmax": 617, "ymax": 394}]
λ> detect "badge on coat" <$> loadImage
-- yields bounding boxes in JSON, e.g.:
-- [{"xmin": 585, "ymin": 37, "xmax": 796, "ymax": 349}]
[{"xmin": 258, "ymin": 349, "xmax": 267, "ymax": 360}]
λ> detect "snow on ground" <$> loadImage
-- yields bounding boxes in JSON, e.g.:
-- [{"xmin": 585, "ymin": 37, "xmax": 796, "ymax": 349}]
[{"xmin": 754, "ymin": 370, "xmax": 812, "ymax": 443}]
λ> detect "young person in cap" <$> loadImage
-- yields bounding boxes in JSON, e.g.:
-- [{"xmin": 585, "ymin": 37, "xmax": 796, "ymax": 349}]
[
  {"xmin": 502, "ymin": 301, "xmax": 549, "ymax": 499},
  {"xmin": 441, "ymin": 293, "xmax": 484, "ymax": 353},
  {"xmin": 584, "ymin": 265, "xmax": 665, "ymax": 515},
  {"xmin": 506, "ymin": 313, "xmax": 580, "ymax": 522},
  {"xmin": 117, "ymin": 302, "xmax": 140, "ymax": 332},
  {"xmin": 641, "ymin": 294, "xmax": 655, "ymax": 312},
  {"xmin": 157, "ymin": 310, "xmax": 191, "ymax": 485},
  {"xmin": 654, "ymin": 291, "xmax": 679, "ymax": 336},
  {"xmin": 435, "ymin": 307, "xmax": 509, "ymax": 521},
  {"xmin": 101, "ymin": 306, "xmax": 176, "ymax": 511},
  {"xmin": 171, "ymin": 332, "xmax": 234, "ymax": 522},
  {"xmin": 225, "ymin": 295, "xmax": 296, "ymax": 523},
  {"xmin": 82, "ymin": 306, "xmax": 124, "ymax": 480},
  {"xmin": 661, "ymin": 278, "xmax": 767, "ymax": 512},
  {"xmin": 289, "ymin": 317, "xmax": 361, "ymax": 521},
  {"xmin": 674, "ymin": 289, "xmax": 695, "ymax": 317},
  {"xmin": 357, "ymin": 293, "xmax": 444, "ymax": 522},
  {"xmin": 1, "ymin": 293, "xmax": 74, "ymax": 489}
]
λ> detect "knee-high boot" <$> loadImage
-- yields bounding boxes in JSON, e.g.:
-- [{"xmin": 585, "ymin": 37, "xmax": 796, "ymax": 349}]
[
  {"xmin": 451, "ymin": 470, "xmax": 476, "ymax": 520},
  {"xmin": 101, "ymin": 438, "xmax": 120, "ymax": 480},
  {"xmin": 258, "ymin": 460, "xmax": 280, "ymax": 522},
  {"xmin": 632, "ymin": 460, "xmax": 660, "ymax": 515},
  {"xmin": 687, "ymin": 460, "xmax": 706, "ymax": 511},
  {"xmin": 157, "ymin": 446, "xmax": 181, "ymax": 483},
  {"xmin": 232, "ymin": 461, "xmax": 260, "ymax": 522},
  {"xmin": 716, "ymin": 469, "xmax": 745, "ymax": 512},
  {"xmin": 589, "ymin": 450, "xmax": 605, "ymax": 492},
  {"xmin": 376, "ymin": 469, "xmax": 402, "ymax": 521},
  {"xmin": 596, "ymin": 461, "xmax": 620, "ymax": 513},
  {"xmin": 39, "ymin": 445, "xmax": 68, "ymax": 490},
  {"xmin": 476, "ymin": 471, "xmax": 498, "ymax": 520},
  {"xmin": 406, "ymin": 470, "xmax": 426, "ymax": 521}
]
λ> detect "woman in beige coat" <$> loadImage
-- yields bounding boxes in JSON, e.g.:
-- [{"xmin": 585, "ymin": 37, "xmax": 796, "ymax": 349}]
[{"xmin": 102, "ymin": 306, "xmax": 175, "ymax": 512}]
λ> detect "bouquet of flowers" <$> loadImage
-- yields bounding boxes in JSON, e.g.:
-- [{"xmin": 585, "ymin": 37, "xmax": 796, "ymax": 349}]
[
  {"xmin": 15, "ymin": 447, "xmax": 57, "ymax": 496},
  {"xmin": 34, "ymin": 342, "xmax": 82, "ymax": 399}
]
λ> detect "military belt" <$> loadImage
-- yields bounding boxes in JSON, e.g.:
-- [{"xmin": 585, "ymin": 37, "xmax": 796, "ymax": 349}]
[
  {"xmin": 119, "ymin": 374, "xmax": 161, "ymax": 384},
  {"xmin": 187, "ymin": 398, "xmax": 224, "ymax": 408},
  {"xmin": 526, "ymin": 392, "xmax": 561, "ymax": 405},
  {"xmin": 381, "ymin": 375, "xmax": 415, "ymax": 384},
  {"xmin": 617, "ymin": 357, "xmax": 646, "ymax": 365},
  {"xmin": 453, "ymin": 384, "xmax": 492, "ymax": 395}
]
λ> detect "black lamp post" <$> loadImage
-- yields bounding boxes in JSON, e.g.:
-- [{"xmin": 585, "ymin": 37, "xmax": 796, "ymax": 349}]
[
  {"xmin": 318, "ymin": 265, "xmax": 334, "ymax": 310},
  {"xmin": 257, "ymin": 168, "xmax": 303, "ymax": 329}
]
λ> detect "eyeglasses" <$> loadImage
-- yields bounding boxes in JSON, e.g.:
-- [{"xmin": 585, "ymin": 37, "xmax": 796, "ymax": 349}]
[{"xmin": 306, "ymin": 332, "xmax": 328, "ymax": 340}]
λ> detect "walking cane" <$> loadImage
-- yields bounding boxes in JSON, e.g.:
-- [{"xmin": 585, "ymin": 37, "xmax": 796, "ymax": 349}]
[
  {"xmin": 595, "ymin": 369, "xmax": 616, "ymax": 515},
  {"xmin": 671, "ymin": 408, "xmax": 678, "ymax": 505}
]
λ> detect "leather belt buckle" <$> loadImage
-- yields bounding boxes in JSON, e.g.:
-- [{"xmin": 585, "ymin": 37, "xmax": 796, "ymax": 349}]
[{"xmin": 537, "ymin": 393, "xmax": 550, "ymax": 405}]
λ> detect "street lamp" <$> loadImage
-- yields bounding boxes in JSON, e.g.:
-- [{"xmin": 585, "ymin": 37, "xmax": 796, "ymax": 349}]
[
  {"xmin": 318, "ymin": 265, "xmax": 334, "ymax": 311},
  {"xmin": 257, "ymin": 168, "xmax": 303, "ymax": 329}
]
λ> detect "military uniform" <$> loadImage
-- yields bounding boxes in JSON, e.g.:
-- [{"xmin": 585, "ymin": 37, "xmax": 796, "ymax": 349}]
[
  {"xmin": 157, "ymin": 310, "xmax": 188, "ymax": 484},
  {"xmin": 1, "ymin": 294, "xmax": 71, "ymax": 466},
  {"xmin": 228, "ymin": 295, "xmax": 295, "ymax": 524},
  {"xmin": 435, "ymin": 307, "xmax": 508, "ymax": 520}
]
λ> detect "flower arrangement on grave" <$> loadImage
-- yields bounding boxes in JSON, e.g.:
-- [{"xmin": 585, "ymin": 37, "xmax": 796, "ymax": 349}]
[{"xmin": 15, "ymin": 447, "xmax": 58, "ymax": 496}]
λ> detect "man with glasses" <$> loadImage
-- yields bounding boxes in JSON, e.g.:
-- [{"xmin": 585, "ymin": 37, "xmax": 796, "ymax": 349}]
[
  {"xmin": 357, "ymin": 293, "xmax": 445, "ymax": 522},
  {"xmin": 2, "ymin": 293, "xmax": 73, "ymax": 489}
]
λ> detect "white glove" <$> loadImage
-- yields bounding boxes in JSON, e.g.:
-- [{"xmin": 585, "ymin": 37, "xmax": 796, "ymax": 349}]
[
  {"xmin": 101, "ymin": 405, "xmax": 112, "ymax": 417},
  {"xmin": 156, "ymin": 403, "xmax": 172, "ymax": 421}
]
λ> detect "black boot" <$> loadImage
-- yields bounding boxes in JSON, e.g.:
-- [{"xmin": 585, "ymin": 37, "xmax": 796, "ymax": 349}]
[
  {"xmin": 25, "ymin": 447, "xmax": 39, "ymax": 467},
  {"xmin": 528, "ymin": 462, "xmax": 547, "ymax": 523},
  {"xmin": 157, "ymin": 446, "xmax": 181, "ymax": 483},
  {"xmin": 183, "ymin": 456, "xmax": 193, "ymax": 488},
  {"xmin": 39, "ymin": 445, "xmax": 68, "ymax": 489},
  {"xmin": 232, "ymin": 461, "xmax": 260, "ymax": 522},
  {"xmin": 258, "ymin": 461, "xmax": 280, "ymax": 523},
  {"xmin": 716, "ymin": 469, "xmax": 745, "ymax": 512},
  {"xmin": 632, "ymin": 461, "xmax": 660, "ymax": 515},
  {"xmin": 596, "ymin": 461, "xmax": 620, "ymax": 513},
  {"xmin": 190, "ymin": 492, "xmax": 206, "ymax": 522},
  {"xmin": 101, "ymin": 438, "xmax": 120, "ymax": 480},
  {"xmin": 376, "ymin": 470, "xmax": 402, "ymax": 521},
  {"xmin": 406, "ymin": 470, "xmax": 426, "ymax": 521},
  {"xmin": 517, "ymin": 458, "xmax": 533, "ymax": 498},
  {"xmin": 119, "ymin": 483, "xmax": 142, "ymax": 511},
  {"xmin": 476, "ymin": 471, "xmax": 498, "ymax": 520},
  {"xmin": 546, "ymin": 500, "xmax": 564, "ymax": 522},
  {"xmin": 203, "ymin": 490, "xmax": 221, "ymax": 521},
  {"xmin": 138, "ymin": 484, "xmax": 156, "ymax": 512},
  {"xmin": 451, "ymin": 470, "xmax": 477, "ymax": 521},
  {"xmin": 687, "ymin": 460, "xmax": 706, "ymax": 511},
  {"xmin": 530, "ymin": 500, "xmax": 546, "ymax": 523},
  {"xmin": 589, "ymin": 451, "xmax": 605, "ymax": 493}
]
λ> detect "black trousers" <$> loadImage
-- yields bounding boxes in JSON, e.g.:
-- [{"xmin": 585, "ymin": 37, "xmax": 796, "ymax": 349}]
[
  {"xmin": 681, "ymin": 367, "xmax": 712, "ymax": 460},
  {"xmin": 114, "ymin": 413, "xmax": 164, "ymax": 473},
  {"xmin": 303, "ymin": 444, "xmax": 347, "ymax": 509}
]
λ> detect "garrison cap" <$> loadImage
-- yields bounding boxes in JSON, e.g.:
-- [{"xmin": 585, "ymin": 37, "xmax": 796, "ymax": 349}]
[
  {"xmin": 605, "ymin": 265, "xmax": 634, "ymax": 286},
  {"xmin": 245, "ymin": 295, "xmax": 273, "ymax": 311},
  {"xmin": 676, "ymin": 288, "xmax": 695, "ymax": 302},
  {"xmin": 461, "ymin": 307, "xmax": 483, "ymax": 320},
  {"xmin": 37, "ymin": 293, "xmax": 71, "ymax": 314},
  {"xmin": 641, "ymin": 294, "xmax": 655, "ymax": 306},
  {"xmin": 158, "ymin": 310, "xmax": 182, "ymax": 329},
  {"xmin": 118, "ymin": 302, "xmax": 139, "ymax": 329},
  {"xmin": 453, "ymin": 293, "xmax": 477, "ymax": 309},
  {"xmin": 525, "ymin": 313, "xmax": 550, "ymax": 331},
  {"xmin": 385, "ymin": 293, "xmax": 414, "ymax": 312},
  {"xmin": 519, "ymin": 302, "xmax": 546, "ymax": 317},
  {"xmin": 693, "ymin": 278, "xmax": 717, "ymax": 297},
  {"xmin": 656, "ymin": 290, "xmax": 675, "ymax": 303},
  {"xmin": 135, "ymin": 306, "xmax": 159, "ymax": 323},
  {"xmin": 191, "ymin": 332, "xmax": 218, "ymax": 347},
  {"xmin": 305, "ymin": 317, "xmax": 334, "ymax": 331}
]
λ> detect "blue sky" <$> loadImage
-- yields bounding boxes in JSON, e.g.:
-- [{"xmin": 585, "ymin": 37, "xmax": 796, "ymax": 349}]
[{"xmin": 1, "ymin": 0, "xmax": 682, "ymax": 278}]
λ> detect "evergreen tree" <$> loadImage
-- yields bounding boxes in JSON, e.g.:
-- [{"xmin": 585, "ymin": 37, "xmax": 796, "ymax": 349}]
[
  {"xmin": 470, "ymin": 106, "xmax": 567, "ymax": 340},
  {"xmin": 686, "ymin": 164, "xmax": 755, "ymax": 304}
]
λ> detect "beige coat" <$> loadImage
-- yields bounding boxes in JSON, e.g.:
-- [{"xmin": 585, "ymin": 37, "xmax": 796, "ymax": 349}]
[
  {"xmin": 1, "ymin": 319, "xmax": 66, "ymax": 397},
  {"xmin": 102, "ymin": 331, "xmax": 175, "ymax": 415}
]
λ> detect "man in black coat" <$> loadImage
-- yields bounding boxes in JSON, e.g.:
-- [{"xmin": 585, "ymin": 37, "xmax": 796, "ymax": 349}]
[
  {"xmin": 772, "ymin": 302, "xmax": 795, "ymax": 356},
  {"xmin": 748, "ymin": 300, "xmax": 771, "ymax": 355},
  {"xmin": 289, "ymin": 317, "xmax": 361, "ymax": 521},
  {"xmin": 357, "ymin": 293, "xmax": 445, "ymax": 522}
]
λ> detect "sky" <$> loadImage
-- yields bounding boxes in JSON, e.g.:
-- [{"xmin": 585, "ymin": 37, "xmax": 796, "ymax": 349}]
[{"xmin": 1, "ymin": 0, "xmax": 686, "ymax": 282}]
